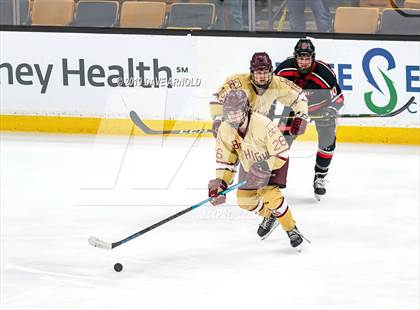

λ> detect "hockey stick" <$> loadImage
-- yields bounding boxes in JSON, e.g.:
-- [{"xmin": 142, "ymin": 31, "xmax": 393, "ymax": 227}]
[
  {"xmin": 88, "ymin": 180, "xmax": 247, "ymax": 250},
  {"xmin": 129, "ymin": 96, "xmax": 415, "ymax": 135},
  {"xmin": 274, "ymin": 96, "xmax": 415, "ymax": 120},
  {"xmin": 130, "ymin": 110, "xmax": 293, "ymax": 135},
  {"xmin": 130, "ymin": 110, "xmax": 212, "ymax": 135}
]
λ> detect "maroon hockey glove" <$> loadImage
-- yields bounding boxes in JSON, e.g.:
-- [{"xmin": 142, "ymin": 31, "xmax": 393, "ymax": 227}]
[
  {"xmin": 290, "ymin": 112, "xmax": 309, "ymax": 135},
  {"xmin": 247, "ymin": 161, "xmax": 272, "ymax": 189},
  {"xmin": 208, "ymin": 178, "xmax": 228, "ymax": 206},
  {"xmin": 212, "ymin": 117, "xmax": 222, "ymax": 138}
]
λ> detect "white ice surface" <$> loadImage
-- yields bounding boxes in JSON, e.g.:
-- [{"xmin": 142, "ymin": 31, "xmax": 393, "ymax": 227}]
[{"xmin": 1, "ymin": 132, "xmax": 419, "ymax": 310}]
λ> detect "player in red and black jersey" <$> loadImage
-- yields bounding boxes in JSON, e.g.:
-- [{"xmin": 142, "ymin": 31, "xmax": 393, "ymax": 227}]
[{"xmin": 273, "ymin": 38, "xmax": 345, "ymax": 200}]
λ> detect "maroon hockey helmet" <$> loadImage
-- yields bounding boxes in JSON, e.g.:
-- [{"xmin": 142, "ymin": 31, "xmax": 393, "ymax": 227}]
[
  {"xmin": 250, "ymin": 52, "xmax": 273, "ymax": 88},
  {"xmin": 223, "ymin": 90, "xmax": 249, "ymax": 128},
  {"xmin": 250, "ymin": 52, "xmax": 273, "ymax": 72}
]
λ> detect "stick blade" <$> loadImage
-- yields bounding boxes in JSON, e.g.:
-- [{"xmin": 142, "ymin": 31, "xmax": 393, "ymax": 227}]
[
  {"xmin": 88, "ymin": 236, "xmax": 112, "ymax": 250},
  {"xmin": 129, "ymin": 110, "xmax": 156, "ymax": 134}
]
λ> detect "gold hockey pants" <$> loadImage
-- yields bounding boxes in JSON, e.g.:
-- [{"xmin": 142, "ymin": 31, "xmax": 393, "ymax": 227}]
[{"xmin": 237, "ymin": 185, "xmax": 296, "ymax": 231}]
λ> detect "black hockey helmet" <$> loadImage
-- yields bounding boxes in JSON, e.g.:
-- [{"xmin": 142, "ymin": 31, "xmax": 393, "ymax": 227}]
[
  {"xmin": 294, "ymin": 39, "xmax": 316, "ymax": 74},
  {"xmin": 294, "ymin": 38, "xmax": 315, "ymax": 59}
]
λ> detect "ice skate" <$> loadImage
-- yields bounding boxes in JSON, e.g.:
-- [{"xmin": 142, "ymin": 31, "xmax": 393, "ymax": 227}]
[
  {"xmin": 313, "ymin": 173, "xmax": 328, "ymax": 201},
  {"xmin": 286, "ymin": 226, "xmax": 304, "ymax": 249},
  {"xmin": 257, "ymin": 214, "xmax": 279, "ymax": 240}
]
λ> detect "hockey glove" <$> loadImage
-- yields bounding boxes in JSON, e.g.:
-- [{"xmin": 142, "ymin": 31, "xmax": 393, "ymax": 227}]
[
  {"xmin": 247, "ymin": 161, "xmax": 272, "ymax": 189},
  {"xmin": 208, "ymin": 178, "xmax": 228, "ymax": 206},
  {"xmin": 315, "ymin": 106, "xmax": 338, "ymax": 127},
  {"xmin": 320, "ymin": 106, "xmax": 338, "ymax": 118},
  {"xmin": 290, "ymin": 112, "xmax": 309, "ymax": 135},
  {"xmin": 212, "ymin": 116, "xmax": 223, "ymax": 138}
]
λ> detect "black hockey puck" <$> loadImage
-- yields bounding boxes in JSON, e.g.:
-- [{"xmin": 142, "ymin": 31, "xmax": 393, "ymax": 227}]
[{"xmin": 114, "ymin": 263, "xmax": 123, "ymax": 272}]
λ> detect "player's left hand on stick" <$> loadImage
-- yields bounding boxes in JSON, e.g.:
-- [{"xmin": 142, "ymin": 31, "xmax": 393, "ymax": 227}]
[
  {"xmin": 321, "ymin": 106, "xmax": 338, "ymax": 118},
  {"xmin": 290, "ymin": 112, "xmax": 309, "ymax": 135},
  {"xmin": 314, "ymin": 106, "xmax": 338, "ymax": 127},
  {"xmin": 208, "ymin": 178, "xmax": 228, "ymax": 206}
]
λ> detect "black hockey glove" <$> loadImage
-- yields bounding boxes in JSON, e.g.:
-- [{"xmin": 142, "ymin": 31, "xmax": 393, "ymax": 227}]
[
  {"xmin": 314, "ymin": 106, "xmax": 338, "ymax": 127},
  {"xmin": 319, "ymin": 106, "xmax": 338, "ymax": 119}
]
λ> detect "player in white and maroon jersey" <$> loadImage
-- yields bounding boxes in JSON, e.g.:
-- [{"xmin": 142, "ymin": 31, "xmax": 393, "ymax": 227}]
[{"xmin": 207, "ymin": 89, "xmax": 306, "ymax": 248}]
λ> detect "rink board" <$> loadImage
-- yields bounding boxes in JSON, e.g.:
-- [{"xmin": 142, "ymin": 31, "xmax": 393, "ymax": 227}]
[
  {"xmin": 1, "ymin": 30, "xmax": 419, "ymax": 143},
  {"xmin": 1, "ymin": 114, "xmax": 419, "ymax": 144}
]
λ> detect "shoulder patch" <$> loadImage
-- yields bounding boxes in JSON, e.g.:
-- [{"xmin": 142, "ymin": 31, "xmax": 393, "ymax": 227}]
[{"xmin": 227, "ymin": 78, "xmax": 242, "ymax": 90}]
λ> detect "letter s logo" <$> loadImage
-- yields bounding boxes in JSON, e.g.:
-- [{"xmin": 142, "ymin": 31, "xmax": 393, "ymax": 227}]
[{"xmin": 363, "ymin": 48, "xmax": 398, "ymax": 114}]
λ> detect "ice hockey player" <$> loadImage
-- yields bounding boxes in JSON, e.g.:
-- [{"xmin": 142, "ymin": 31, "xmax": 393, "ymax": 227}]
[
  {"xmin": 274, "ymin": 38, "xmax": 345, "ymax": 200},
  {"xmin": 207, "ymin": 89, "xmax": 306, "ymax": 249},
  {"xmin": 210, "ymin": 52, "xmax": 309, "ymax": 139}
]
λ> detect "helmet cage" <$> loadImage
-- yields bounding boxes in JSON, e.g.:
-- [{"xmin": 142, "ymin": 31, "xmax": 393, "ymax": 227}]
[
  {"xmin": 294, "ymin": 39, "xmax": 315, "ymax": 74},
  {"xmin": 223, "ymin": 90, "xmax": 249, "ymax": 128},
  {"xmin": 250, "ymin": 52, "xmax": 273, "ymax": 88}
]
